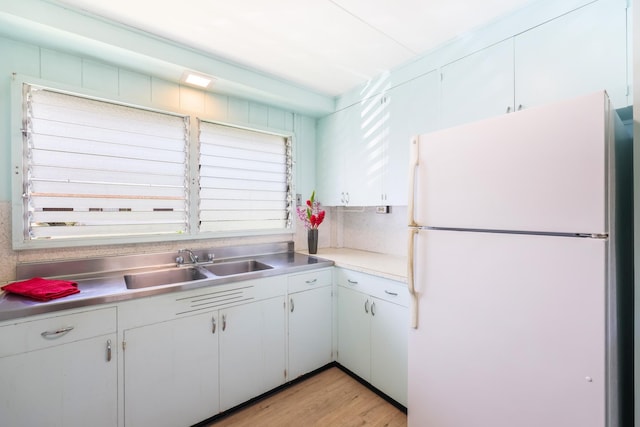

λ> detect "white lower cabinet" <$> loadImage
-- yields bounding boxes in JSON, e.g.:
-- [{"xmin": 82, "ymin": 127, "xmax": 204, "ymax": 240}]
[
  {"xmin": 219, "ymin": 296, "xmax": 286, "ymax": 411},
  {"xmin": 123, "ymin": 311, "xmax": 219, "ymax": 427},
  {"xmin": 0, "ymin": 308, "xmax": 117, "ymax": 427},
  {"xmin": 122, "ymin": 277, "xmax": 287, "ymax": 423},
  {"xmin": 337, "ymin": 269, "xmax": 408, "ymax": 406},
  {"xmin": 287, "ymin": 269, "xmax": 333, "ymax": 379},
  {"xmin": 0, "ymin": 265, "xmax": 408, "ymax": 425}
]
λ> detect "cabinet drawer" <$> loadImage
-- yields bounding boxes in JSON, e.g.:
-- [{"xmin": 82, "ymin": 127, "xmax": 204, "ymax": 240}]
[
  {"xmin": 336, "ymin": 269, "xmax": 409, "ymax": 307},
  {"xmin": 288, "ymin": 268, "xmax": 332, "ymax": 293},
  {"xmin": 0, "ymin": 307, "xmax": 116, "ymax": 358}
]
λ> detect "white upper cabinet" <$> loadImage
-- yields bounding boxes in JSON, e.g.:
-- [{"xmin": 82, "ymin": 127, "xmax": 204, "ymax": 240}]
[
  {"xmin": 317, "ymin": 71, "xmax": 440, "ymax": 207},
  {"xmin": 515, "ymin": 0, "xmax": 629, "ymax": 109},
  {"xmin": 384, "ymin": 70, "xmax": 440, "ymax": 205},
  {"xmin": 440, "ymin": 39, "xmax": 515, "ymax": 129},
  {"xmin": 441, "ymin": 0, "xmax": 628, "ymax": 129},
  {"xmin": 318, "ymin": 0, "xmax": 629, "ymax": 206},
  {"xmin": 316, "ymin": 109, "xmax": 347, "ymax": 206},
  {"xmin": 317, "ymin": 100, "xmax": 381, "ymax": 207}
]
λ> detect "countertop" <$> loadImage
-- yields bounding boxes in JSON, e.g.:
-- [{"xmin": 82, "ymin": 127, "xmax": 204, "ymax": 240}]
[
  {"xmin": 0, "ymin": 251, "xmax": 333, "ymax": 322},
  {"xmin": 299, "ymin": 248, "xmax": 407, "ymax": 283},
  {"xmin": 0, "ymin": 246, "xmax": 406, "ymax": 322}
]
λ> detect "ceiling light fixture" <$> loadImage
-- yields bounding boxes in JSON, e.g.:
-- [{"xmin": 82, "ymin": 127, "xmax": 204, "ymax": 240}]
[{"xmin": 183, "ymin": 72, "xmax": 214, "ymax": 88}]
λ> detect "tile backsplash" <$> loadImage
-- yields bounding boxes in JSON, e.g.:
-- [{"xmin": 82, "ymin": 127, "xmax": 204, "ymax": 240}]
[{"xmin": 338, "ymin": 206, "xmax": 407, "ymax": 257}]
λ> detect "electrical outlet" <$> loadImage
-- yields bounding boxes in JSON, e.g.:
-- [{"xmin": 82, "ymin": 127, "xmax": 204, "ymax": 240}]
[
  {"xmin": 296, "ymin": 193, "xmax": 302, "ymax": 206},
  {"xmin": 376, "ymin": 206, "xmax": 390, "ymax": 214}
]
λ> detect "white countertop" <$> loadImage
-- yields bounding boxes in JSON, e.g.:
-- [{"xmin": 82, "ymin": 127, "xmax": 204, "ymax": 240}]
[{"xmin": 302, "ymin": 248, "xmax": 407, "ymax": 283}]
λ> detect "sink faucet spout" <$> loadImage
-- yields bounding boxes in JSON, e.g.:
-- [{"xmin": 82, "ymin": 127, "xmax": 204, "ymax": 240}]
[{"xmin": 178, "ymin": 248, "xmax": 198, "ymax": 264}]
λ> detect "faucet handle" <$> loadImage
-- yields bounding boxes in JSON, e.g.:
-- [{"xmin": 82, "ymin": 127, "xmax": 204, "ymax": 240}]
[
  {"xmin": 207, "ymin": 253, "xmax": 214, "ymax": 262},
  {"xmin": 176, "ymin": 256, "xmax": 184, "ymax": 265}
]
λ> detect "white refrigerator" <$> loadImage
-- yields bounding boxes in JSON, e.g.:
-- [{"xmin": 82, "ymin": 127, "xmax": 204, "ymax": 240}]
[{"xmin": 407, "ymin": 91, "xmax": 633, "ymax": 427}]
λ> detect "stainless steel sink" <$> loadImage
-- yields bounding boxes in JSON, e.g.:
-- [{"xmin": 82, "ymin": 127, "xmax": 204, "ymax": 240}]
[
  {"xmin": 203, "ymin": 260, "xmax": 272, "ymax": 277},
  {"xmin": 125, "ymin": 267, "xmax": 207, "ymax": 289}
]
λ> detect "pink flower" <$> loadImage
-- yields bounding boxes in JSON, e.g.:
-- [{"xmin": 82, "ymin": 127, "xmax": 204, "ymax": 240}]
[{"xmin": 296, "ymin": 191, "xmax": 325, "ymax": 230}]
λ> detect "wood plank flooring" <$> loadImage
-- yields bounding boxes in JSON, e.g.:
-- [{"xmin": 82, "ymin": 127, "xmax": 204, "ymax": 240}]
[{"xmin": 205, "ymin": 367, "xmax": 407, "ymax": 427}]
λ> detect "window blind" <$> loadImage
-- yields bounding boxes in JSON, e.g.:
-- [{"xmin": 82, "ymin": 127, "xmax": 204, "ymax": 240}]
[
  {"xmin": 23, "ymin": 85, "xmax": 190, "ymax": 240},
  {"xmin": 198, "ymin": 121, "xmax": 292, "ymax": 232}
]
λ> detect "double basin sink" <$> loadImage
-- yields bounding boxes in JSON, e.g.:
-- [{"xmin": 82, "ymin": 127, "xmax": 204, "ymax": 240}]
[{"xmin": 124, "ymin": 260, "xmax": 273, "ymax": 289}]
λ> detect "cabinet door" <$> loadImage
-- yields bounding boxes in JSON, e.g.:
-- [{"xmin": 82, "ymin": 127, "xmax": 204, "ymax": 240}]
[
  {"xmin": 385, "ymin": 70, "xmax": 440, "ymax": 205},
  {"xmin": 219, "ymin": 297, "xmax": 286, "ymax": 411},
  {"xmin": 288, "ymin": 286, "xmax": 333, "ymax": 379},
  {"xmin": 370, "ymin": 298, "xmax": 408, "ymax": 406},
  {"xmin": 0, "ymin": 334, "xmax": 117, "ymax": 427},
  {"xmin": 124, "ymin": 312, "xmax": 219, "ymax": 427},
  {"xmin": 316, "ymin": 110, "xmax": 346, "ymax": 206},
  {"xmin": 515, "ymin": 0, "xmax": 628, "ymax": 109},
  {"xmin": 337, "ymin": 286, "xmax": 371, "ymax": 380},
  {"xmin": 441, "ymin": 39, "xmax": 515, "ymax": 128},
  {"xmin": 348, "ymin": 93, "xmax": 383, "ymax": 206}
]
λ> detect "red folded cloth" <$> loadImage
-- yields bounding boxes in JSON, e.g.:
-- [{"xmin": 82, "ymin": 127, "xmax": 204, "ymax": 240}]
[{"xmin": 2, "ymin": 277, "xmax": 80, "ymax": 301}]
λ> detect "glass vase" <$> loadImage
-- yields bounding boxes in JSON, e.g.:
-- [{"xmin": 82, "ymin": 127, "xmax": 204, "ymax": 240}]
[{"xmin": 307, "ymin": 229, "xmax": 318, "ymax": 254}]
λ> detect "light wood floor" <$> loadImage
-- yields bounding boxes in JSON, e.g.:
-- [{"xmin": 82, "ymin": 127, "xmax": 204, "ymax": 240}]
[{"xmin": 205, "ymin": 367, "xmax": 407, "ymax": 427}]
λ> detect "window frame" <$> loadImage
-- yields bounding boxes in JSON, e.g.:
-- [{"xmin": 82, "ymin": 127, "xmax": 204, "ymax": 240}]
[{"xmin": 11, "ymin": 75, "xmax": 296, "ymax": 250}]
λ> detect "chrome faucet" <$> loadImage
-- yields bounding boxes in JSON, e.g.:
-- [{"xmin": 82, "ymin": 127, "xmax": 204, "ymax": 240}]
[{"xmin": 178, "ymin": 248, "xmax": 198, "ymax": 264}]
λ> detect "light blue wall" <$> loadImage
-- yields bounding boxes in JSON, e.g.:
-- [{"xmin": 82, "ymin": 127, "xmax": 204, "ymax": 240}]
[
  {"xmin": 0, "ymin": 0, "xmax": 334, "ymax": 116},
  {"xmin": 0, "ymin": 36, "xmax": 318, "ymax": 203}
]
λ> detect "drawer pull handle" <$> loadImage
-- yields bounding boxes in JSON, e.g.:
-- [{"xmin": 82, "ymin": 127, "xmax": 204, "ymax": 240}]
[
  {"xmin": 212, "ymin": 316, "xmax": 216, "ymax": 334},
  {"xmin": 222, "ymin": 314, "xmax": 227, "ymax": 331},
  {"xmin": 364, "ymin": 299, "xmax": 370, "ymax": 314},
  {"xmin": 41, "ymin": 326, "xmax": 74, "ymax": 338},
  {"xmin": 384, "ymin": 290, "xmax": 398, "ymax": 296},
  {"xmin": 371, "ymin": 302, "xmax": 376, "ymax": 316},
  {"xmin": 106, "ymin": 339, "xmax": 112, "ymax": 362},
  {"xmin": 290, "ymin": 298, "xmax": 295, "ymax": 312},
  {"xmin": 305, "ymin": 278, "xmax": 317, "ymax": 284},
  {"xmin": 347, "ymin": 279, "xmax": 358, "ymax": 285}
]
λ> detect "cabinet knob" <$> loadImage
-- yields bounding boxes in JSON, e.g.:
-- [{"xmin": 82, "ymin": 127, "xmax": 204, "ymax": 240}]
[{"xmin": 506, "ymin": 106, "xmax": 512, "ymax": 113}]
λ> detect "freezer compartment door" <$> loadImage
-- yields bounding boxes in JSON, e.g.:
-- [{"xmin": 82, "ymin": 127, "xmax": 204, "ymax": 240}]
[
  {"xmin": 411, "ymin": 91, "xmax": 610, "ymax": 234},
  {"xmin": 408, "ymin": 229, "xmax": 607, "ymax": 427}
]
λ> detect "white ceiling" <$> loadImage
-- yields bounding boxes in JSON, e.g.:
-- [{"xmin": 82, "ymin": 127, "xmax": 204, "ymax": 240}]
[{"xmin": 55, "ymin": 0, "xmax": 537, "ymax": 97}]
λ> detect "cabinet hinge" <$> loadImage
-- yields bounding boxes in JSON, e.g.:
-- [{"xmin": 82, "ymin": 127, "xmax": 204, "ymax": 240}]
[{"xmin": 122, "ymin": 340, "xmax": 126, "ymax": 351}]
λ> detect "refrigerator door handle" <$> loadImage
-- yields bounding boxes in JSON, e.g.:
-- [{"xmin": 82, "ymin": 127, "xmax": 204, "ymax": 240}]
[
  {"xmin": 408, "ymin": 227, "xmax": 419, "ymax": 329},
  {"xmin": 408, "ymin": 137, "xmax": 420, "ymax": 227}
]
